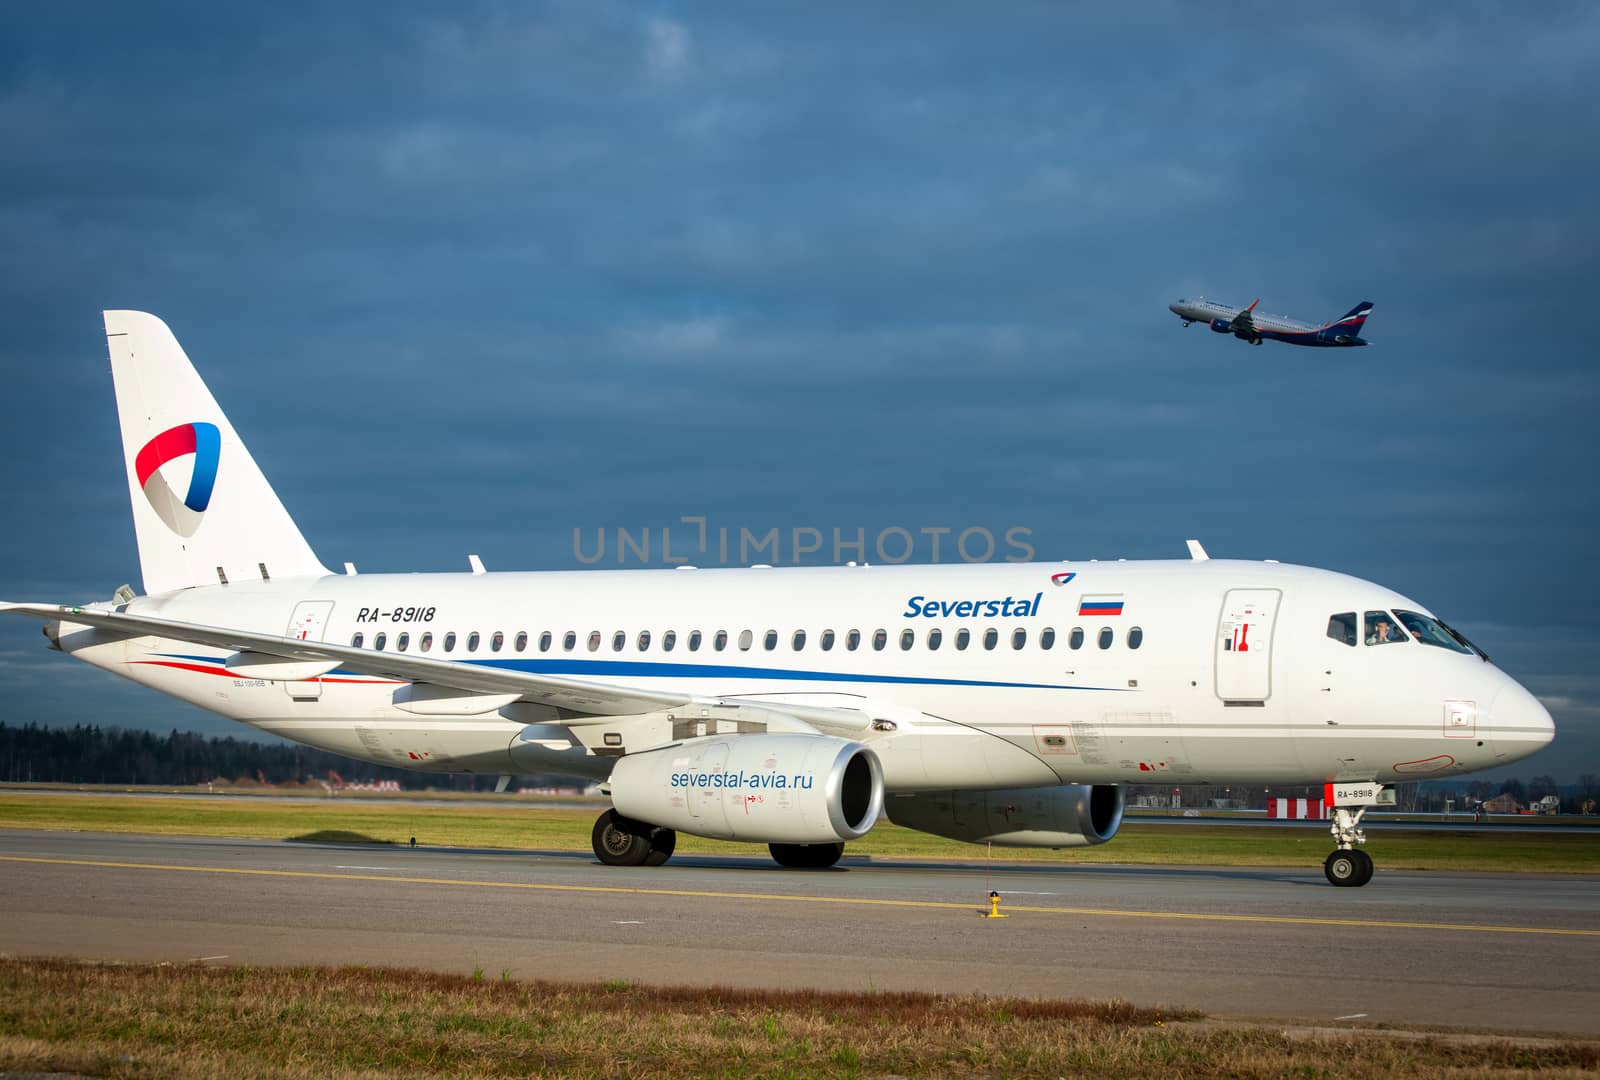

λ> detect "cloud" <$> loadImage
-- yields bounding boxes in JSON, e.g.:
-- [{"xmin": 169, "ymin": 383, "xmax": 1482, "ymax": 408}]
[{"xmin": 642, "ymin": 16, "xmax": 692, "ymax": 82}]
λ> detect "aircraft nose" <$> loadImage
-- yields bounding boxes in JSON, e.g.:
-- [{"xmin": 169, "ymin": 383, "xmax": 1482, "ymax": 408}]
[
  {"xmin": 1491, "ymin": 678, "xmax": 1555, "ymax": 758},
  {"xmin": 1168, "ymin": 302, "xmax": 1183, "ymax": 315}
]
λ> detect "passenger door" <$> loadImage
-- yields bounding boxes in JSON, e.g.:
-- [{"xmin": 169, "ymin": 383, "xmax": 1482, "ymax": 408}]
[{"xmin": 1215, "ymin": 589, "xmax": 1280, "ymax": 703}]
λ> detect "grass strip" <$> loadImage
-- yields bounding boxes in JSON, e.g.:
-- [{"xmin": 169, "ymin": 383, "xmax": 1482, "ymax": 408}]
[
  {"xmin": 0, "ymin": 792, "xmax": 1596, "ymax": 872},
  {"xmin": 1, "ymin": 959, "xmax": 1596, "ymax": 1079}
]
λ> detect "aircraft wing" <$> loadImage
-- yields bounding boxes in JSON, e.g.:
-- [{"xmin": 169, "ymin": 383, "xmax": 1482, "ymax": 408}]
[
  {"xmin": 1229, "ymin": 302, "xmax": 1258, "ymax": 335},
  {"xmin": 0, "ymin": 602, "xmax": 690, "ymax": 717}
]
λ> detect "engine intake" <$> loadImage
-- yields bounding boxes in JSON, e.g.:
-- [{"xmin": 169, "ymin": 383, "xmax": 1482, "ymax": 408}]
[
  {"xmin": 884, "ymin": 783, "xmax": 1124, "ymax": 848},
  {"xmin": 608, "ymin": 733, "xmax": 883, "ymax": 844}
]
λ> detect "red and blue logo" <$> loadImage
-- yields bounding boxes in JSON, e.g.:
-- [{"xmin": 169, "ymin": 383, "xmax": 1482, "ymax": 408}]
[{"xmin": 134, "ymin": 422, "xmax": 220, "ymax": 536}]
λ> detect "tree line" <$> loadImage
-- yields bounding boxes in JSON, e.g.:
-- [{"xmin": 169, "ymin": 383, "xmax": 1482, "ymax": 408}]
[{"xmin": 0, "ymin": 722, "xmax": 547, "ymax": 790}]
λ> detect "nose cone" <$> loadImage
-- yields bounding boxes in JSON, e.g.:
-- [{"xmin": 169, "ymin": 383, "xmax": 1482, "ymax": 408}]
[
  {"xmin": 1168, "ymin": 302, "xmax": 1184, "ymax": 315},
  {"xmin": 1491, "ymin": 679, "xmax": 1556, "ymax": 762}
]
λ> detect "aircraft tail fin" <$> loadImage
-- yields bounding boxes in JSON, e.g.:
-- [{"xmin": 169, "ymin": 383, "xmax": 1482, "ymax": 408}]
[
  {"xmin": 1329, "ymin": 301, "xmax": 1374, "ymax": 335},
  {"xmin": 104, "ymin": 311, "xmax": 329, "ymax": 596}
]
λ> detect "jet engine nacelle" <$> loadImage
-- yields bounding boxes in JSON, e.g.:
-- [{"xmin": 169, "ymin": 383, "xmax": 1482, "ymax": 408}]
[
  {"xmin": 884, "ymin": 783, "xmax": 1124, "ymax": 848},
  {"xmin": 1208, "ymin": 319, "xmax": 1232, "ymax": 334},
  {"xmin": 608, "ymin": 733, "xmax": 884, "ymax": 844}
]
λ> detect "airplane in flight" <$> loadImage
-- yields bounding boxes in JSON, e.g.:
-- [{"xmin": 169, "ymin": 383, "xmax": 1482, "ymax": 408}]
[
  {"xmin": 1168, "ymin": 297, "xmax": 1373, "ymax": 347},
  {"xmin": 0, "ymin": 312, "xmax": 1551, "ymax": 887}
]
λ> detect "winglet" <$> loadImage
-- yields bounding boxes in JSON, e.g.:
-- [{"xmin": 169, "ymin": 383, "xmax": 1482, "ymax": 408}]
[
  {"xmin": 1185, "ymin": 539, "xmax": 1209, "ymax": 561},
  {"xmin": 1245, "ymin": 299, "xmax": 1259, "ymax": 313}
]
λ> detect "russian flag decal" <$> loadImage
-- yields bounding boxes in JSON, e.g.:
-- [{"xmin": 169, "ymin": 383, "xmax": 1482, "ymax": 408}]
[{"xmin": 1078, "ymin": 596, "xmax": 1125, "ymax": 616}]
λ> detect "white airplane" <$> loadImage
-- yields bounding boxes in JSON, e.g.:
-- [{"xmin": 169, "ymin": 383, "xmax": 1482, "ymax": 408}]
[{"xmin": 0, "ymin": 312, "xmax": 1553, "ymax": 887}]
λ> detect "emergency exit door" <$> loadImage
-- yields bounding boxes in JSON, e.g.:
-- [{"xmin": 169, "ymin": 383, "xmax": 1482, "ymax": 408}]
[
  {"xmin": 284, "ymin": 600, "xmax": 334, "ymax": 700},
  {"xmin": 1215, "ymin": 588, "xmax": 1280, "ymax": 702}
]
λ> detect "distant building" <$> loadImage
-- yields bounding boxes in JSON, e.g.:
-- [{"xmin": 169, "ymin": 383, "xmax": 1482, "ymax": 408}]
[{"xmin": 1483, "ymin": 793, "xmax": 1523, "ymax": 814}]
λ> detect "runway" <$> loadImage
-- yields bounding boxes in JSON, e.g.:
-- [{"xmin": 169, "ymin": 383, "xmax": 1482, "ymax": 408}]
[{"xmin": 1, "ymin": 829, "xmax": 1596, "ymax": 1037}]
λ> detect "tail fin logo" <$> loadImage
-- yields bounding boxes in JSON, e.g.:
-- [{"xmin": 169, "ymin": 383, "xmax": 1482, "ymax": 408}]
[{"xmin": 134, "ymin": 422, "xmax": 221, "ymax": 537}]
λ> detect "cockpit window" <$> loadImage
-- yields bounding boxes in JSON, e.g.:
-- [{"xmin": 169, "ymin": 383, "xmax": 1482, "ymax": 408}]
[
  {"xmin": 1436, "ymin": 617, "xmax": 1490, "ymax": 662},
  {"xmin": 1364, "ymin": 611, "xmax": 1408, "ymax": 645},
  {"xmin": 1394, "ymin": 610, "xmax": 1471, "ymax": 654},
  {"xmin": 1326, "ymin": 612, "xmax": 1357, "ymax": 647}
]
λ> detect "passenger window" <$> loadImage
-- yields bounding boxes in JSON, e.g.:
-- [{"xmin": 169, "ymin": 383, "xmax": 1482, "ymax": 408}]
[
  {"xmin": 820, "ymin": 630, "xmax": 835, "ymax": 651},
  {"xmin": 539, "ymin": 631, "xmax": 552, "ymax": 653},
  {"xmin": 738, "ymin": 630, "xmax": 753, "ymax": 651},
  {"xmin": 1394, "ymin": 610, "xmax": 1472, "ymax": 653},
  {"xmin": 900, "ymin": 629, "xmax": 914, "ymax": 650},
  {"xmin": 956, "ymin": 628, "xmax": 970, "ymax": 650},
  {"xmin": 374, "ymin": 631, "xmax": 387, "ymax": 650},
  {"xmin": 872, "ymin": 629, "xmax": 887, "ymax": 651},
  {"xmin": 1364, "ymin": 611, "xmax": 1408, "ymax": 646},
  {"xmin": 983, "ymin": 628, "xmax": 998, "ymax": 650},
  {"xmin": 420, "ymin": 632, "xmax": 433, "ymax": 653},
  {"xmin": 444, "ymin": 631, "xmax": 456, "ymax": 652},
  {"xmin": 928, "ymin": 628, "xmax": 942, "ymax": 650},
  {"xmin": 563, "ymin": 631, "xmax": 576, "ymax": 652},
  {"xmin": 491, "ymin": 631, "xmax": 504, "ymax": 653},
  {"xmin": 689, "ymin": 630, "xmax": 703, "ymax": 652},
  {"xmin": 792, "ymin": 630, "xmax": 806, "ymax": 650},
  {"xmin": 351, "ymin": 632, "xmax": 364, "ymax": 648},
  {"xmin": 1069, "ymin": 627, "xmax": 1084, "ymax": 650},
  {"xmin": 637, "ymin": 630, "xmax": 651, "ymax": 651},
  {"xmin": 587, "ymin": 631, "xmax": 601, "ymax": 653},
  {"xmin": 612, "ymin": 631, "xmax": 626, "ymax": 652},
  {"xmin": 1097, "ymin": 627, "xmax": 1113, "ymax": 649},
  {"xmin": 515, "ymin": 631, "xmax": 528, "ymax": 652},
  {"xmin": 397, "ymin": 632, "xmax": 410, "ymax": 652},
  {"xmin": 763, "ymin": 630, "xmax": 778, "ymax": 651},
  {"xmin": 715, "ymin": 630, "xmax": 728, "ymax": 651},
  {"xmin": 1127, "ymin": 627, "xmax": 1143, "ymax": 650},
  {"xmin": 1012, "ymin": 628, "xmax": 1027, "ymax": 650},
  {"xmin": 468, "ymin": 631, "xmax": 481, "ymax": 652},
  {"xmin": 662, "ymin": 630, "xmax": 676, "ymax": 652},
  {"xmin": 1326, "ymin": 612, "xmax": 1358, "ymax": 647},
  {"xmin": 847, "ymin": 629, "xmax": 861, "ymax": 651},
  {"xmin": 1040, "ymin": 627, "xmax": 1055, "ymax": 650}
]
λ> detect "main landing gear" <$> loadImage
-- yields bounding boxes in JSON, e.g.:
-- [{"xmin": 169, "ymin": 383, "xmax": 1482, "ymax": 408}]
[
  {"xmin": 1324, "ymin": 805, "xmax": 1375, "ymax": 887},
  {"xmin": 590, "ymin": 810, "xmax": 847, "ymax": 870},
  {"xmin": 591, "ymin": 809, "xmax": 676, "ymax": 867}
]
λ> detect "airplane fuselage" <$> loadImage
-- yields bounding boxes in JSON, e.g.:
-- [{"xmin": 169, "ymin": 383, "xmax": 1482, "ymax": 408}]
[{"xmin": 54, "ymin": 559, "xmax": 1549, "ymax": 792}]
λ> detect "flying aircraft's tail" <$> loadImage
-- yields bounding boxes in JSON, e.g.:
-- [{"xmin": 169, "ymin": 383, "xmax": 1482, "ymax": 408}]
[
  {"xmin": 104, "ymin": 311, "xmax": 329, "ymax": 596},
  {"xmin": 1328, "ymin": 301, "xmax": 1374, "ymax": 335}
]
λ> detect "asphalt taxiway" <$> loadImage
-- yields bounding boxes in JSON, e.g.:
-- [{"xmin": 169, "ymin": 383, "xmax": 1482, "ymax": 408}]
[{"xmin": 1, "ymin": 829, "xmax": 1595, "ymax": 1037}]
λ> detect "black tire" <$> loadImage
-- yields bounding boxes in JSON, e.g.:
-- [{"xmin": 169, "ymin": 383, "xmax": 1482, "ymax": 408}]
[
  {"xmin": 592, "ymin": 809, "xmax": 651, "ymax": 867},
  {"xmin": 643, "ymin": 828, "xmax": 676, "ymax": 867},
  {"xmin": 1351, "ymin": 849, "xmax": 1374, "ymax": 886},
  {"xmin": 1324, "ymin": 849, "xmax": 1362, "ymax": 887},
  {"xmin": 769, "ymin": 842, "xmax": 844, "ymax": 869}
]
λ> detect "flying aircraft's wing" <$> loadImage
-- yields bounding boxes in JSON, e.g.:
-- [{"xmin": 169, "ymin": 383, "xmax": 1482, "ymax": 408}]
[
  {"xmin": 0, "ymin": 602, "xmax": 689, "ymax": 717},
  {"xmin": 1229, "ymin": 298, "xmax": 1260, "ymax": 335}
]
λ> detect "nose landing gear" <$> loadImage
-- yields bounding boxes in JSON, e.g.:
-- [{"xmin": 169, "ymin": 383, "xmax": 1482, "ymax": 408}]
[{"xmin": 1324, "ymin": 804, "xmax": 1375, "ymax": 887}]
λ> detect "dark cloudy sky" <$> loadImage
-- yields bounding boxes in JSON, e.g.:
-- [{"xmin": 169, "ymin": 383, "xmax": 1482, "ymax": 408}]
[{"xmin": 2, "ymin": 3, "xmax": 1595, "ymax": 781}]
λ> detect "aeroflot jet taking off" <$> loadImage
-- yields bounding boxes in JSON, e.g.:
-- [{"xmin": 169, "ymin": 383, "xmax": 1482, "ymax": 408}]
[
  {"xmin": 1168, "ymin": 297, "xmax": 1373, "ymax": 347},
  {"xmin": 1, "ymin": 313, "xmax": 1550, "ymax": 887}
]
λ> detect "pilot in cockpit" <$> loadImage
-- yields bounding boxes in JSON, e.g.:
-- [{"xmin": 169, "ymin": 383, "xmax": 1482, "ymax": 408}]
[{"xmin": 1365, "ymin": 614, "xmax": 1406, "ymax": 645}]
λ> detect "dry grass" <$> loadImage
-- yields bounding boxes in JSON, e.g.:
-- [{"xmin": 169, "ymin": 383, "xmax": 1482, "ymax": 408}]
[{"xmin": 0, "ymin": 958, "xmax": 1595, "ymax": 1078}]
